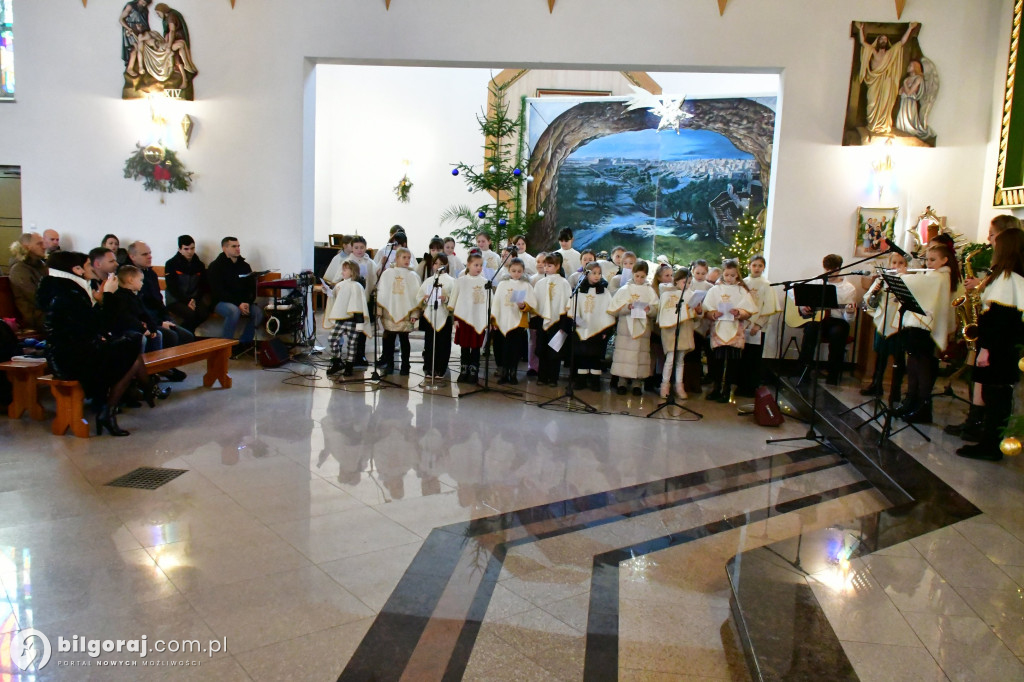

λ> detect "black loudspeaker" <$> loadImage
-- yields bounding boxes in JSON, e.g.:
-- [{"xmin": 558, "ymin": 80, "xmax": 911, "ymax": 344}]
[
  {"xmin": 258, "ymin": 338, "xmax": 291, "ymax": 367},
  {"xmin": 754, "ymin": 386, "xmax": 785, "ymax": 427}
]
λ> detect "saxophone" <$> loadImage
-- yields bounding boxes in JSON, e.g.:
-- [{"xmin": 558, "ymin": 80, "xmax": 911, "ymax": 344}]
[{"xmin": 952, "ymin": 250, "xmax": 983, "ymax": 351}]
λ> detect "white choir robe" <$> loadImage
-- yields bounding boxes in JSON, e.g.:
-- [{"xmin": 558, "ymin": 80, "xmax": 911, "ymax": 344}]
[
  {"xmin": 492, "ymin": 278, "xmax": 538, "ymax": 334},
  {"xmin": 324, "ymin": 279, "xmax": 371, "ymax": 337}
]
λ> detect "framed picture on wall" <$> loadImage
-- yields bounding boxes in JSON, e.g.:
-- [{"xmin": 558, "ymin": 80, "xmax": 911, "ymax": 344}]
[{"xmin": 855, "ymin": 207, "xmax": 897, "ymax": 258}]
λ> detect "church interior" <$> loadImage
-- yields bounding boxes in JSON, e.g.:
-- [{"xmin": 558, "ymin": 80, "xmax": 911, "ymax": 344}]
[{"xmin": 2, "ymin": 1, "xmax": 1024, "ymax": 680}]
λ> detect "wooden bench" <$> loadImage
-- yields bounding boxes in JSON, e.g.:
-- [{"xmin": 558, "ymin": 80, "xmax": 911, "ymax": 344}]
[
  {"xmin": 0, "ymin": 359, "xmax": 47, "ymax": 420},
  {"xmin": 37, "ymin": 375, "xmax": 90, "ymax": 437},
  {"xmin": 36, "ymin": 337, "xmax": 238, "ymax": 437},
  {"xmin": 145, "ymin": 337, "xmax": 238, "ymax": 389}
]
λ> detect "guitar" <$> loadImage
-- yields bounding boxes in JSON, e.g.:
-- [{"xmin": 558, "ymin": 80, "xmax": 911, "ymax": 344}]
[{"xmin": 785, "ymin": 305, "xmax": 827, "ymax": 328}]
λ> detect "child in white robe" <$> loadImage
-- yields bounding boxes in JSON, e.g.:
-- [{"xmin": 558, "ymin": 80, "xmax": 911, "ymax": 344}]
[
  {"xmin": 323, "ymin": 261, "xmax": 370, "ymax": 377},
  {"xmin": 702, "ymin": 260, "xmax": 758, "ymax": 403},
  {"xmin": 532, "ymin": 252, "xmax": 571, "ymax": 386},
  {"xmin": 658, "ymin": 267, "xmax": 697, "ymax": 399},
  {"xmin": 572, "ymin": 262, "xmax": 615, "ymax": 391},
  {"xmin": 375, "ymin": 247, "xmax": 421, "ymax": 376},
  {"xmin": 607, "ymin": 260, "xmax": 659, "ymax": 396},
  {"xmin": 417, "ymin": 253, "xmax": 455, "ymax": 378},
  {"xmin": 492, "ymin": 258, "xmax": 538, "ymax": 385},
  {"xmin": 738, "ymin": 254, "xmax": 781, "ymax": 396},
  {"xmin": 448, "ymin": 253, "xmax": 489, "ymax": 384}
]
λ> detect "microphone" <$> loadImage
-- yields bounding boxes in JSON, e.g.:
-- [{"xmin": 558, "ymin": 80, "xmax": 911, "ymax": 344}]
[
  {"xmin": 846, "ymin": 270, "xmax": 872, "ymax": 276},
  {"xmin": 435, "ymin": 266, "xmax": 447, "ymax": 273},
  {"xmin": 880, "ymin": 238, "xmax": 909, "ymax": 259},
  {"xmin": 571, "ymin": 274, "xmax": 586, "ymax": 296},
  {"xmin": 504, "ymin": 244, "xmax": 519, "ymax": 254}
]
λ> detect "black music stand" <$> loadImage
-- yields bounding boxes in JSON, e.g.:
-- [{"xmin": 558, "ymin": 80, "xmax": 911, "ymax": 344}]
[
  {"xmin": 875, "ymin": 271, "xmax": 931, "ymax": 446},
  {"xmin": 768, "ymin": 277, "xmax": 840, "ymax": 453},
  {"xmin": 791, "ymin": 283, "xmax": 838, "ymax": 387}
]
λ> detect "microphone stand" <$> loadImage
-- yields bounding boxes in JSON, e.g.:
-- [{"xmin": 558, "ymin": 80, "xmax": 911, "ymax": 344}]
[
  {"xmin": 647, "ymin": 273, "xmax": 702, "ymax": 420},
  {"xmin": 538, "ymin": 274, "xmax": 599, "ymax": 414},
  {"xmin": 459, "ymin": 246, "xmax": 521, "ymax": 398}
]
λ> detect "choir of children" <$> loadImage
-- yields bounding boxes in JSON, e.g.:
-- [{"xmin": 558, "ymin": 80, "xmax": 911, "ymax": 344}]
[{"xmin": 320, "ymin": 235, "xmax": 793, "ymax": 402}]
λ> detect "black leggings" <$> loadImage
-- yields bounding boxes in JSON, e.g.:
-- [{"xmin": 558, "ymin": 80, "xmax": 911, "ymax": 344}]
[{"xmin": 382, "ymin": 332, "xmax": 410, "ymax": 366}]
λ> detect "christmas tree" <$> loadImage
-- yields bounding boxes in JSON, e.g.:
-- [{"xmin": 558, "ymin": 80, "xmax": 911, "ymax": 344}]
[
  {"xmin": 721, "ymin": 211, "xmax": 764, "ymax": 275},
  {"xmin": 441, "ymin": 81, "xmax": 535, "ymax": 248}
]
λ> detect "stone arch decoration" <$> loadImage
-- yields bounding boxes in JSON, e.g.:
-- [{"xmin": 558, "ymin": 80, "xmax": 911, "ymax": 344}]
[{"xmin": 526, "ymin": 98, "xmax": 776, "ymax": 247}]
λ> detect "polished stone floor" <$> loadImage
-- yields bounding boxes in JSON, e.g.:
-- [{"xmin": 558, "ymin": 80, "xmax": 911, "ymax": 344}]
[{"xmin": 1, "ymin": 340, "xmax": 1022, "ymax": 681}]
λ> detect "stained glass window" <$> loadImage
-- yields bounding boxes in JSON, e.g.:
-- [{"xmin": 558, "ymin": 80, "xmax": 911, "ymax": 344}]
[{"xmin": 0, "ymin": 0, "xmax": 12, "ymax": 100}]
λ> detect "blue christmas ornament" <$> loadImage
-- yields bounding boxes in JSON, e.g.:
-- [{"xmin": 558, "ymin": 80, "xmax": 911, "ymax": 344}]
[
  {"xmin": 513, "ymin": 168, "xmax": 522, "ymax": 176},
  {"xmin": 498, "ymin": 219, "xmax": 507, "ymax": 226},
  {"xmin": 478, "ymin": 211, "xmax": 486, "ymax": 219},
  {"xmin": 451, "ymin": 168, "xmax": 459, "ymax": 176}
]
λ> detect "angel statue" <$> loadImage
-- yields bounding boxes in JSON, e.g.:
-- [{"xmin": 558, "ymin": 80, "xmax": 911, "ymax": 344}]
[{"xmin": 895, "ymin": 58, "xmax": 939, "ymax": 140}]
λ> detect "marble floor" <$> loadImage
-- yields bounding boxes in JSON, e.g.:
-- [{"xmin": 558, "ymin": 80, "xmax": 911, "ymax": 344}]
[{"xmin": 0, "ymin": 339, "xmax": 1022, "ymax": 681}]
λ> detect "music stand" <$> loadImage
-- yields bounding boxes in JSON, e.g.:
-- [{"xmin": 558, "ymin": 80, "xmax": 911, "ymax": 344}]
[
  {"xmin": 768, "ymin": 276, "xmax": 840, "ymax": 453},
  {"xmin": 791, "ymin": 283, "xmax": 838, "ymax": 387},
  {"xmin": 875, "ymin": 271, "xmax": 932, "ymax": 446}
]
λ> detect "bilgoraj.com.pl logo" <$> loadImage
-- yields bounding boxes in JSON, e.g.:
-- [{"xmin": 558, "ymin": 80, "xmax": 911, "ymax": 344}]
[{"xmin": 9, "ymin": 628, "xmax": 226, "ymax": 670}]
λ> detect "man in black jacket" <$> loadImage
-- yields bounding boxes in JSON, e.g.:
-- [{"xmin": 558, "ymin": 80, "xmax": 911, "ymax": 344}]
[
  {"xmin": 164, "ymin": 234, "xmax": 211, "ymax": 333},
  {"xmin": 207, "ymin": 236, "xmax": 263, "ymax": 354},
  {"xmin": 128, "ymin": 241, "xmax": 194, "ymax": 380}
]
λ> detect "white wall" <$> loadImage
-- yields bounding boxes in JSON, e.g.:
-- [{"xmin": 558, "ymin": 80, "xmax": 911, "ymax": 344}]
[
  {"xmin": 0, "ymin": 0, "xmax": 1015, "ymax": 279},
  {"xmin": 314, "ymin": 65, "xmax": 494, "ymax": 257}
]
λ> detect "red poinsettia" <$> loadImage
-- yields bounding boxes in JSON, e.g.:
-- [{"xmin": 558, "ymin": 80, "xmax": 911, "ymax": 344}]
[{"xmin": 153, "ymin": 165, "xmax": 172, "ymax": 182}]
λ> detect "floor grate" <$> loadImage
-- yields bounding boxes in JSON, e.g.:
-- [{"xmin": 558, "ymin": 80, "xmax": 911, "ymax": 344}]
[{"xmin": 105, "ymin": 467, "xmax": 188, "ymax": 490}]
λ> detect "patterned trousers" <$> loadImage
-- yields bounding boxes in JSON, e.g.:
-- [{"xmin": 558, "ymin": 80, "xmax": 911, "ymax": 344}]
[{"xmin": 329, "ymin": 320, "xmax": 359, "ymax": 362}]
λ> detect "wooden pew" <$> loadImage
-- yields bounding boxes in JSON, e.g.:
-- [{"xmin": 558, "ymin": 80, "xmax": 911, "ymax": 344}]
[{"xmin": 35, "ymin": 337, "xmax": 238, "ymax": 437}]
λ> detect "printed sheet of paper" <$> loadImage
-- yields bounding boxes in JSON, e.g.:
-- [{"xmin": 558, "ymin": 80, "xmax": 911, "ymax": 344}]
[
  {"xmin": 746, "ymin": 329, "xmax": 763, "ymax": 345},
  {"xmin": 689, "ymin": 290, "xmax": 707, "ymax": 307},
  {"xmin": 548, "ymin": 330, "xmax": 567, "ymax": 352},
  {"xmin": 620, "ymin": 268, "xmax": 632, "ymax": 284},
  {"xmin": 320, "ymin": 278, "xmax": 334, "ymax": 305},
  {"xmin": 511, "ymin": 289, "xmax": 526, "ymax": 304},
  {"xmin": 717, "ymin": 301, "xmax": 735, "ymax": 321}
]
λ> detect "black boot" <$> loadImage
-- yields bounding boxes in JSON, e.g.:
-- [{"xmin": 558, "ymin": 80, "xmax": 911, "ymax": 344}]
[
  {"xmin": 497, "ymin": 368, "xmax": 510, "ymax": 385},
  {"xmin": 145, "ymin": 379, "xmax": 171, "ymax": 408},
  {"xmin": 509, "ymin": 368, "xmax": 519, "ymax": 385},
  {"xmin": 326, "ymin": 358, "xmax": 344, "ymax": 376},
  {"xmin": 96, "ymin": 404, "xmax": 130, "ymax": 437},
  {"xmin": 456, "ymin": 364, "xmax": 469, "ymax": 384},
  {"xmin": 902, "ymin": 399, "xmax": 932, "ymax": 424},
  {"xmin": 945, "ymin": 404, "xmax": 984, "ymax": 439},
  {"xmin": 342, "ymin": 362, "xmax": 354, "ymax": 377},
  {"xmin": 588, "ymin": 373, "xmax": 601, "ymax": 391},
  {"xmin": 959, "ymin": 385, "xmax": 1014, "ymax": 460},
  {"xmin": 574, "ymin": 373, "xmax": 587, "ymax": 390},
  {"xmin": 860, "ymin": 381, "xmax": 883, "ymax": 396},
  {"xmin": 400, "ymin": 361, "xmax": 411, "ymax": 376},
  {"xmin": 469, "ymin": 365, "xmax": 480, "ymax": 384}
]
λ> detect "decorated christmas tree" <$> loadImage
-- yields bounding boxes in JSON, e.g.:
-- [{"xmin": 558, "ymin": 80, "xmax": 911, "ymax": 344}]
[
  {"xmin": 721, "ymin": 212, "xmax": 764, "ymax": 275},
  {"xmin": 441, "ymin": 81, "xmax": 535, "ymax": 248}
]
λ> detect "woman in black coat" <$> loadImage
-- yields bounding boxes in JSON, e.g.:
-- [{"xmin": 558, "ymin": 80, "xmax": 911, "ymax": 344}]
[{"xmin": 36, "ymin": 251, "xmax": 157, "ymax": 436}]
